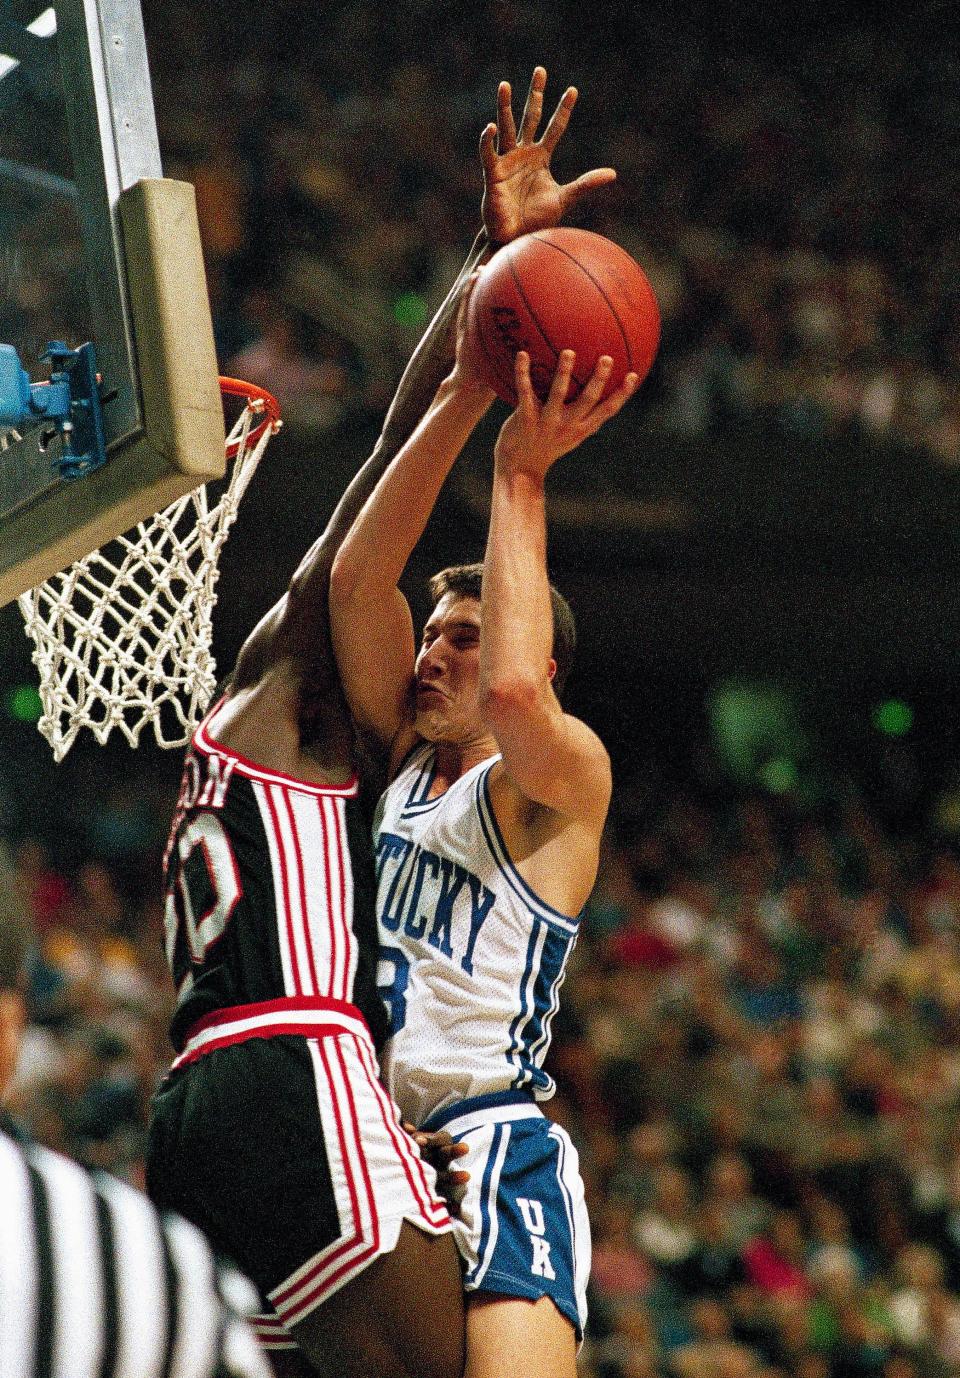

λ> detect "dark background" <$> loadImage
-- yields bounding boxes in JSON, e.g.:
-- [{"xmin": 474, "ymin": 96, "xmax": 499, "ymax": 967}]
[{"xmin": 2, "ymin": 0, "xmax": 959, "ymax": 837}]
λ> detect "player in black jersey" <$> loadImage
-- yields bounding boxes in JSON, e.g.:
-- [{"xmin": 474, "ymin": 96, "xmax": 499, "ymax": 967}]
[{"xmin": 147, "ymin": 68, "xmax": 615, "ymax": 1378}]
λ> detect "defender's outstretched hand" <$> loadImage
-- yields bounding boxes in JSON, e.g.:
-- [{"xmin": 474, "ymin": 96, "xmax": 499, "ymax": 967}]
[
  {"xmin": 480, "ymin": 66, "xmax": 616, "ymax": 245},
  {"xmin": 494, "ymin": 350, "xmax": 638, "ymax": 480}
]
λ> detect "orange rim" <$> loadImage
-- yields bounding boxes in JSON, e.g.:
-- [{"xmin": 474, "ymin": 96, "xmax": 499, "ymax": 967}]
[{"xmin": 219, "ymin": 376, "xmax": 282, "ymax": 456}]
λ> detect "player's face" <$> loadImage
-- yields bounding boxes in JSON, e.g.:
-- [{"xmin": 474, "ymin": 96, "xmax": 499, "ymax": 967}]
[{"xmin": 414, "ymin": 594, "xmax": 485, "ymax": 744}]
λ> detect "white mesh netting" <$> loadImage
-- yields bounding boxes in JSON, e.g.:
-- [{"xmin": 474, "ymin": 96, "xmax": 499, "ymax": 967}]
[{"xmin": 17, "ymin": 389, "xmax": 280, "ymax": 762}]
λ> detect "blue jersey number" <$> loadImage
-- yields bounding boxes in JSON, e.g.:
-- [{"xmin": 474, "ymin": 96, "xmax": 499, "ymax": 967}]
[{"xmin": 378, "ymin": 946, "xmax": 410, "ymax": 1036}]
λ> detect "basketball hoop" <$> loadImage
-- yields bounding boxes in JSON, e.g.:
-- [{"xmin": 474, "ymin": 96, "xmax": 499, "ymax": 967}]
[{"xmin": 17, "ymin": 378, "xmax": 281, "ymax": 762}]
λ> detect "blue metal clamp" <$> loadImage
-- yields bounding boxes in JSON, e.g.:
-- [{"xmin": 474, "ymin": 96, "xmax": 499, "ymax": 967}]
[{"xmin": 0, "ymin": 341, "xmax": 108, "ymax": 481}]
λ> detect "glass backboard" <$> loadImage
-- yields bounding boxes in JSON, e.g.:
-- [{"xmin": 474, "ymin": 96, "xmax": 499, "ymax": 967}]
[{"xmin": 0, "ymin": 0, "xmax": 225, "ymax": 604}]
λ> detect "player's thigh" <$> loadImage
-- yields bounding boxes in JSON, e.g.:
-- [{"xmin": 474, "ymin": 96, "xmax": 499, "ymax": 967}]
[
  {"xmin": 289, "ymin": 1221, "xmax": 465, "ymax": 1378},
  {"xmin": 464, "ymin": 1293, "xmax": 577, "ymax": 1378}
]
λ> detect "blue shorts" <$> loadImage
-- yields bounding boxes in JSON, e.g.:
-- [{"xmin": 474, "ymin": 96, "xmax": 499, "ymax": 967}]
[{"xmin": 423, "ymin": 1091, "xmax": 590, "ymax": 1338}]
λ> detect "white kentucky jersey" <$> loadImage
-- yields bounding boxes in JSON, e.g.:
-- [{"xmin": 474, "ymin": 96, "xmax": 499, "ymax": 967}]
[{"xmin": 374, "ymin": 743, "xmax": 581, "ymax": 1126}]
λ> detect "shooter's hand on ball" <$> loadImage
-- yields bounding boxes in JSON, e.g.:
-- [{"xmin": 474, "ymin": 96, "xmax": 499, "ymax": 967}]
[
  {"xmin": 480, "ymin": 66, "xmax": 616, "ymax": 245},
  {"xmin": 494, "ymin": 350, "xmax": 637, "ymax": 480}
]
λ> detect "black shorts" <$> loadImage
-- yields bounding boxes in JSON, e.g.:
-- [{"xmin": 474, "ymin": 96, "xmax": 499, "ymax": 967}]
[{"xmin": 147, "ymin": 1027, "xmax": 450, "ymax": 1350}]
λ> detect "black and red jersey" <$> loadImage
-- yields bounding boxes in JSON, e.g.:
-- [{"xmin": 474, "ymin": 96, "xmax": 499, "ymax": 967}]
[{"xmin": 162, "ymin": 706, "xmax": 389, "ymax": 1054}]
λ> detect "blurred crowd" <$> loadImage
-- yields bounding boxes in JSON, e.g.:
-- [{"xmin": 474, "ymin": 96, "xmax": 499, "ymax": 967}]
[
  {"xmin": 6, "ymin": 752, "xmax": 960, "ymax": 1377},
  {"xmin": 558, "ymin": 788, "xmax": 960, "ymax": 1378},
  {"xmin": 4, "ymin": 3, "xmax": 960, "ymax": 1375},
  {"xmin": 158, "ymin": 1, "xmax": 960, "ymax": 463},
  {"xmin": 3, "ymin": 1, "xmax": 959, "ymax": 462}
]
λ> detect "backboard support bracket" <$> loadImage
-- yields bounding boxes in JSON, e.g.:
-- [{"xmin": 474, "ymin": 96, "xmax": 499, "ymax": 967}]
[{"xmin": 0, "ymin": 176, "xmax": 225, "ymax": 604}]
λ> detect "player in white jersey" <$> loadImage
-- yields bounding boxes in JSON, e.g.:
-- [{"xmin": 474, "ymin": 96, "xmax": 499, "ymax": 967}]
[
  {"xmin": 330, "ymin": 281, "xmax": 636, "ymax": 1373},
  {"xmin": 376, "ymin": 708, "xmax": 580, "ymax": 1122}
]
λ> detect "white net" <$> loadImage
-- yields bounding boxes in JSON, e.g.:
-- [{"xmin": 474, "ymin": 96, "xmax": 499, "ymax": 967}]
[{"xmin": 17, "ymin": 386, "xmax": 281, "ymax": 762}]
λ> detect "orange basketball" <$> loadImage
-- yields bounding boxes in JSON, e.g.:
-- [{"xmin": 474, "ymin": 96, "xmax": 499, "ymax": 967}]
[{"xmin": 464, "ymin": 228, "xmax": 661, "ymax": 405}]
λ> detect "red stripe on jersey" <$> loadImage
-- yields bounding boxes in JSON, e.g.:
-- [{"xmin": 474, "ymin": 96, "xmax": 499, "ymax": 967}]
[
  {"xmin": 276, "ymin": 1235, "xmax": 374, "ymax": 1326},
  {"xmin": 284, "ymin": 790, "xmax": 321, "ymax": 997},
  {"xmin": 172, "ymin": 1020, "xmax": 364, "ymax": 1068},
  {"xmin": 251, "ymin": 1314, "xmax": 287, "ymax": 1332},
  {"xmin": 318, "ymin": 1239, "xmax": 381, "ymax": 1297},
  {"xmin": 175, "ymin": 995, "xmax": 371, "ymax": 1050},
  {"xmin": 254, "ymin": 1335, "xmax": 297, "ymax": 1351},
  {"xmin": 263, "ymin": 785, "xmax": 303, "ymax": 994},
  {"xmin": 194, "ymin": 711, "xmax": 360, "ymax": 798},
  {"xmin": 354, "ymin": 1036, "xmax": 450, "ymax": 1230},
  {"xmin": 319, "ymin": 796, "xmax": 339, "ymax": 1000},
  {"xmin": 283, "ymin": 1239, "xmax": 381, "ymax": 1325},
  {"xmin": 270, "ymin": 1211, "xmax": 362, "ymax": 1313},
  {"xmin": 251, "ymin": 1313, "xmax": 296, "ymax": 1349},
  {"xmin": 335, "ymin": 1037, "xmax": 381, "ymax": 1254},
  {"xmin": 316, "ymin": 1035, "xmax": 367, "ymax": 1262},
  {"xmin": 328, "ymin": 796, "xmax": 351, "ymax": 1002},
  {"xmin": 275, "ymin": 1041, "xmax": 384, "ymax": 1322},
  {"xmin": 169, "ymin": 997, "xmax": 373, "ymax": 1068},
  {"xmin": 281, "ymin": 1226, "xmax": 376, "ymax": 1319},
  {"xmin": 271, "ymin": 1038, "xmax": 369, "ymax": 1311}
]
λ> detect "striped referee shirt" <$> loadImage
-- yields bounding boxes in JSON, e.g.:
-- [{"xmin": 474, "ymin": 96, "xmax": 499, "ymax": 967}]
[{"xmin": 0, "ymin": 1129, "xmax": 271, "ymax": 1378}]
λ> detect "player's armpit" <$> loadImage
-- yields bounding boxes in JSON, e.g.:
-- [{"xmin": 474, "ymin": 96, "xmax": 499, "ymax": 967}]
[
  {"xmin": 231, "ymin": 577, "xmax": 335, "ymax": 691},
  {"xmin": 231, "ymin": 597, "xmax": 291, "ymax": 689}
]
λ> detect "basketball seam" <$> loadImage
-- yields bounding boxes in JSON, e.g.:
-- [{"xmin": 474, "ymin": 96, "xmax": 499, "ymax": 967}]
[
  {"xmin": 530, "ymin": 233, "xmax": 636, "ymax": 370},
  {"xmin": 505, "ymin": 253, "xmax": 592, "ymax": 389}
]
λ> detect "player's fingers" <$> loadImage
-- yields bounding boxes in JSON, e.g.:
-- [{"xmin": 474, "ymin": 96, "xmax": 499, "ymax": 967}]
[
  {"xmin": 447, "ymin": 1187, "xmax": 469, "ymax": 1212},
  {"xmin": 497, "ymin": 80, "xmax": 517, "ymax": 151},
  {"xmin": 518, "ymin": 65, "xmax": 547, "ymax": 143},
  {"xmin": 409, "ymin": 1124, "xmax": 451, "ymax": 1145},
  {"xmin": 436, "ymin": 1165, "xmax": 470, "ymax": 1184},
  {"xmin": 546, "ymin": 349, "xmax": 576, "ymax": 410},
  {"xmin": 479, "ymin": 122, "xmax": 499, "ymax": 174},
  {"xmin": 435, "ymin": 1151, "xmax": 467, "ymax": 1171},
  {"xmin": 590, "ymin": 371, "xmax": 639, "ymax": 428},
  {"xmin": 514, "ymin": 350, "xmax": 538, "ymax": 412},
  {"xmin": 539, "ymin": 85, "xmax": 578, "ymax": 153},
  {"xmin": 433, "ymin": 1138, "xmax": 470, "ymax": 1163},
  {"xmin": 560, "ymin": 167, "xmax": 618, "ymax": 208},
  {"xmin": 575, "ymin": 355, "xmax": 614, "ymax": 413},
  {"xmin": 435, "ymin": 1175, "xmax": 469, "ymax": 1212}
]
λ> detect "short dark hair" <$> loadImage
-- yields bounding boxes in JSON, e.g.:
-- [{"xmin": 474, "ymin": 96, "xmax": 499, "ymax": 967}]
[{"xmin": 428, "ymin": 562, "xmax": 576, "ymax": 697}]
